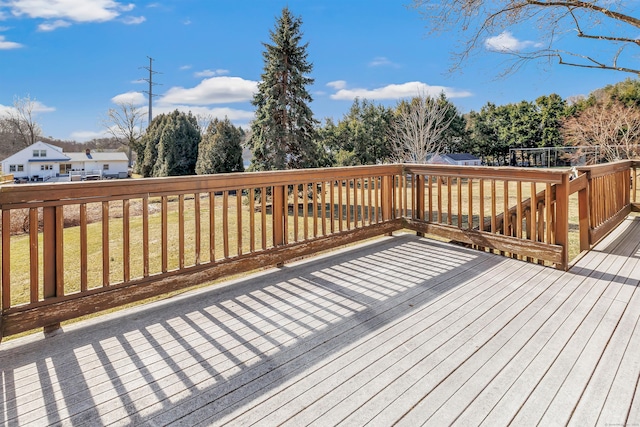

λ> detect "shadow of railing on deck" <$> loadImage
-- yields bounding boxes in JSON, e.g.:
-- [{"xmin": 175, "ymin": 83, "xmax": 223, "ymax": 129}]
[{"xmin": 0, "ymin": 235, "xmax": 502, "ymax": 426}]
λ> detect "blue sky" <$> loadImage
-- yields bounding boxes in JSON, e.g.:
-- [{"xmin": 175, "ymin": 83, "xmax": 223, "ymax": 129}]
[{"xmin": 0, "ymin": 0, "xmax": 632, "ymax": 141}]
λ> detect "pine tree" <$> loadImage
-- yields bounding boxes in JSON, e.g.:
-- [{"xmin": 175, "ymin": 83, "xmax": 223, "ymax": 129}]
[
  {"xmin": 138, "ymin": 114, "xmax": 166, "ymax": 177},
  {"xmin": 138, "ymin": 110, "xmax": 201, "ymax": 177},
  {"xmin": 248, "ymin": 7, "xmax": 318, "ymax": 171},
  {"xmin": 196, "ymin": 118, "xmax": 245, "ymax": 174}
]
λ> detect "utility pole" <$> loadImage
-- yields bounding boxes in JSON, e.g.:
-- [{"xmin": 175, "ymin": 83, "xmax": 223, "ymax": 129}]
[{"xmin": 141, "ymin": 56, "xmax": 161, "ymax": 128}]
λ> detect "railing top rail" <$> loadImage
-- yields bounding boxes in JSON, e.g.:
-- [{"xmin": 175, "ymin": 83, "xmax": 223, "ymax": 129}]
[
  {"xmin": 403, "ymin": 164, "xmax": 567, "ymax": 184},
  {"xmin": 576, "ymin": 160, "xmax": 634, "ymax": 178},
  {"xmin": 0, "ymin": 164, "xmax": 402, "ymax": 207}
]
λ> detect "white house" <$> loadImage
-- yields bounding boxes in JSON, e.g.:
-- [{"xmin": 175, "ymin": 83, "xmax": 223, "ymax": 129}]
[
  {"xmin": 429, "ymin": 153, "xmax": 482, "ymax": 166},
  {"xmin": 1, "ymin": 141, "xmax": 129, "ymax": 181}
]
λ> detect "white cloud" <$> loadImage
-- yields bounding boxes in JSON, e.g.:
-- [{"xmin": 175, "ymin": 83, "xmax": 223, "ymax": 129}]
[
  {"xmin": 329, "ymin": 81, "xmax": 472, "ymax": 101},
  {"xmin": 31, "ymin": 100, "xmax": 56, "ymax": 113},
  {"xmin": 8, "ymin": 0, "xmax": 136, "ymax": 23},
  {"xmin": 327, "ymin": 80, "xmax": 347, "ymax": 90},
  {"xmin": 0, "ymin": 100, "xmax": 55, "ymax": 116},
  {"xmin": 369, "ymin": 56, "xmax": 400, "ymax": 68},
  {"xmin": 130, "ymin": 79, "xmax": 146, "ymax": 84},
  {"xmin": 179, "ymin": 64, "xmax": 192, "ymax": 70},
  {"xmin": 70, "ymin": 130, "xmax": 109, "ymax": 141},
  {"xmin": 111, "ymin": 91, "xmax": 146, "ymax": 105},
  {"xmin": 194, "ymin": 69, "xmax": 229, "ymax": 78},
  {"xmin": 0, "ymin": 35, "xmax": 22, "ymax": 49},
  {"xmin": 121, "ymin": 15, "xmax": 145, "ymax": 25},
  {"xmin": 159, "ymin": 76, "xmax": 258, "ymax": 105},
  {"xmin": 484, "ymin": 31, "xmax": 542, "ymax": 52},
  {"xmin": 38, "ymin": 19, "xmax": 70, "ymax": 31},
  {"xmin": 0, "ymin": 26, "xmax": 11, "ymax": 31}
]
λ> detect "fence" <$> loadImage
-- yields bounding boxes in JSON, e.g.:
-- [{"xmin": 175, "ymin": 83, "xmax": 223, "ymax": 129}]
[{"xmin": 0, "ymin": 161, "xmax": 638, "ymax": 340}]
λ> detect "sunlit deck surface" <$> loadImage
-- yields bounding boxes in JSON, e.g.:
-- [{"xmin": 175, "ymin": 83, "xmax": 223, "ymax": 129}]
[{"xmin": 2, "ymin": 216, "xmax": 640, "ymax": 426}]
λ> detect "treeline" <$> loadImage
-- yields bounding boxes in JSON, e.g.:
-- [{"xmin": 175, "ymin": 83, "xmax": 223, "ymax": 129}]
[{"xmin": 316, "ymin": 78, "xmax": 640, "ymax": 168}]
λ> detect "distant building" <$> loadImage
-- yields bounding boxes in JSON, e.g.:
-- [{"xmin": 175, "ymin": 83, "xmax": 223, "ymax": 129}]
[
  {"xmin": 428, "ymin": 153, "xmax": 482, "ymax": 166},
  {"xmin": 1, "ymin": 141, "xmax": 129, "ymax": 182}
]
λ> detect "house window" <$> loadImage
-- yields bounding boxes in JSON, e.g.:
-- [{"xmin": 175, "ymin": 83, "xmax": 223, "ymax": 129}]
[
  {"xmin": 103, "ymin": 164, "xmax": 110, "ymax": 170},
  {"xmin": 40, "ymin": 164, "xmax": 53, "ymax": 171},
  {"xmin": 9, "ymin": 164, "xmax": 24, "ymax": 172},
  {"xmin": 32, "ymin": 150, "xmax": 46, "ymax": 157}
]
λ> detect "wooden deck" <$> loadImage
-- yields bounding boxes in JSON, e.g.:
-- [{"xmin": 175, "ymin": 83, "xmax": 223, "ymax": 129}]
[{"xmin": 2, "ymin": 215, "xmax": 640, "ymax": 426}]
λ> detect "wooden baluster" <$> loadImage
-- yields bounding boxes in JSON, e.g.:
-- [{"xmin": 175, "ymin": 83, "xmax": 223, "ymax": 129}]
[
  {"xmin": 209, "ymin": 192, "xmax": 216, "ymax": 261},
  {"xmin": 143, "ymin": 197, "xmax": 149, "ymax": 276},
  {"xmin": 293, "ymin": 184, "xmax": 299, "ymax": 241},
  {"xmin": 179, "ymin": 194, "xmax": 185, "ymax": 269},
  {"xmin": 101, "ymin": 202, "xmax": 109, "ymax": 285},
  {"xmin": 249, "ymin": 189, "xmax": 255, "ymax": 252},
  {"xmin": 321, "ymin": 181, "xmax": 327, "ymax": 235},
  {"xmin": 123, "ymin": 199, "xmax": 130, "ymax": 282},
  {"xmin": 223, "ymin": 191, "xmax": 229, "ymax": 257},
  {"xmin": 29, "ymin": 208, "xmax": 39, "ymax": 302},
  {"xmin": 161, "ymin": 196, "xmax": 168, "ymax": 272},
  {"xmin": 195, "ymin": 193, "xmax": 201, "ymax": 264},
  {"xmin": 237, "ymin": 189, "xmax": 243, "ymax": 255},
  {"xmin": 261, "ymin": 188, "xmax": 267, "ymax": 250},
  {"xmin": 2, "ymin": 209, "xmax": 11, "ymax": 311},
  {"xmin": 272, "ymin": 185, "xmax": 285, "ymax": 247}
]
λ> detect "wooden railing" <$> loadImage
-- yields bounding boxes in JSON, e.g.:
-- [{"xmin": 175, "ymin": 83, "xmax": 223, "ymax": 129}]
[
  {"xmin": 400, "ymin": 165, "xmax": 571, "ymax": 266},
  {"xmin": 577, "ymin": 160, "xmax": 640, "ymax": 247},
  {"xmin": 0, "ymin": 162, "xmax": 637, "ymax": 340},
  {"xmin": 0, "ymin": 166, "xmax": 401, "ymax": 338}
]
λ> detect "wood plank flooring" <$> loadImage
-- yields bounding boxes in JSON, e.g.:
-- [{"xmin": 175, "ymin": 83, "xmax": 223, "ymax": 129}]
[{"xmin": 1, "ymin": 215, "xmax": 640, "ymax": 426}]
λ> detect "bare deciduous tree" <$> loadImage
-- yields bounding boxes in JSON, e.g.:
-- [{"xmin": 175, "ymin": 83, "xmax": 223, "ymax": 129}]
[
  {"xmin": 196, "ymin": 113, "xmax": 214, "ymax": 135},
  {"xmin": 562, "ymin": 101, "xmax": 640, "ymax": 162},
  {"xmin": 391, "ymin": 94, "xmax": 455, "ymax": 163},
  {"xmin": 3, "ymin": 95, "xmax": 43, "ymax": 148},
  {"xmin": 412, "ymin": 0, "xmax": 640, "ymax": 76},
  {"xmin": 102, "ymin": 101, "xmax": 146, "ymax": 167}
]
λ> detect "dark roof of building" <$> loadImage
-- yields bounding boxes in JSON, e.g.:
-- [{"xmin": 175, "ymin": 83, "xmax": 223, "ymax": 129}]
[{"xmin": 444, "ymin": 153, "xmax": 481, "ymax": 161}]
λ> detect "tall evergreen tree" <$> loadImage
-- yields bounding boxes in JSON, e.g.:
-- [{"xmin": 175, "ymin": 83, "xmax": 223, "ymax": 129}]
[
  {"xmin": 247, "ymin": 7, "xmax": 318, "ymax": 171},
  {"xmin": 138, "ymin": 114, "xmax": 166, "ymax": 176},
  {"xmin": 138, "ymin": 110, "xmax": 201, "ymax": 177},
  {"xmin": 536, "ymin": 94, "xmax": 567, "ymax": 148},
  {"xmin": 196, "ymin": 118, "xmax": 245, "ymax": 174}
]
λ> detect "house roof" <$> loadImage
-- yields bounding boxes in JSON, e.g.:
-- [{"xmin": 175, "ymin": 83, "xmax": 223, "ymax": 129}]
[
  {"xmin": 66, "ymin": 152, "xmax": 129, "ymax": 162},
  {"xmin": 444, "ymin": 153, "xmax": 481, "ymax": 161},
  {"xmin": 2, "ymin": 142, "xmax": 129, "ymax": 164},
  {"xmin": 28, "ymin": 158, "xmax": 72, "ymax": 162}
]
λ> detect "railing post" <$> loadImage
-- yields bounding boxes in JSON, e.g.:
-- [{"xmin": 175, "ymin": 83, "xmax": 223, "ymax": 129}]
[
  {"xmin": 555, "ymin": 173, "xmax": 570, "ymax": 270},
  {"xmin": 43, "ymin": 206, "xmax": 61, "ymax": 335},
  {"xmin": 1, "ymin": 208, "xmax": 9, "ymax": 342},
  {"xmin": 414, "ymin": 174, "xmax": 425, "ymax": 237},
  {"xmin": 632, "ymin": 162, "xmax": 638, "ymax": 204},
  {"xmin": 272, "ymin": 185, "xmax": 285, "ymax": 247},
  {"xmin": 381, "ymin": 175, "xmax": 393, "ymax": 222},
  {"xmin": 578, "ymin": 171, "xmax": 590, "ymax": 252}
]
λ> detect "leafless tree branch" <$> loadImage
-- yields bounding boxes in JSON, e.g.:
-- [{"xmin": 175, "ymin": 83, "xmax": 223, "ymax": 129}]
[
  {"xmin": 391, "ymin": 94, "xmax": 455, "ymax": 163},
  {"xmin": 412, "ymin": 0, "xmax": 640, "ymax": 76},
  {"xmin": 2, "ymin": 95, "xmax": 42, "ymax": 148},
  {"xmin": 101, "ymin": 100, "xmax": 146, "ymax": 167}
]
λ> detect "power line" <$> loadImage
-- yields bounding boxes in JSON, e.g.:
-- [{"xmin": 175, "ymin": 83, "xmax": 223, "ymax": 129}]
[{"xmin": 140, "ymin": 56, "xmax": 161, "ymax": 128}]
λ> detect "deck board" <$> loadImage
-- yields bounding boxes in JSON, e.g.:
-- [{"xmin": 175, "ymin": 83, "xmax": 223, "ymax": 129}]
[{"xmin": 2, "ymin": 216, "xmax": 640, "ymax": 426}]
